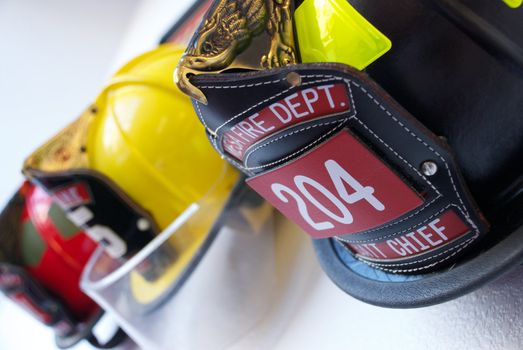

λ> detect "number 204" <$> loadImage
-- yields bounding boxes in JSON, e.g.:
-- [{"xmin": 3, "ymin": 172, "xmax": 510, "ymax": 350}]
[{"xmin": 271, "ymin": 160, "xmax": 385, "ymax": 231}]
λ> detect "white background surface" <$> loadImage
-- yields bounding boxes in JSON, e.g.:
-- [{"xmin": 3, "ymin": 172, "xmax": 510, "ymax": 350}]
[
  {"xmin": 0, "ymin": 1, "xmax": 139, "ymax": 349},
  {"xmin": 1, "ymin": 1, "xmax": 523, "ymax": 349}
]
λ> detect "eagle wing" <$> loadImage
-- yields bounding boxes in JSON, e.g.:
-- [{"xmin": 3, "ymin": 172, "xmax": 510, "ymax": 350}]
[{"xmin": 188, "ymin": 0, "xmax": 268, "ymax": 58}]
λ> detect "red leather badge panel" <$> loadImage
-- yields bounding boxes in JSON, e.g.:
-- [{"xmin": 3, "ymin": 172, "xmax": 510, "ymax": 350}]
[
  {"xmin": 347, "ymin": 209, "xmax": 470, "ymax": 260},
  {"xmin": 223, "ymin": 83, "xmax": 351, "ymax": 159},
  {"xmin": 247, "ymin": 130, "xmax": 424, "ymax": 238}
]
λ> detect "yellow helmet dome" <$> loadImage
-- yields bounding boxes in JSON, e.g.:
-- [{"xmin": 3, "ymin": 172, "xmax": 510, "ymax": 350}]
[{"xmin": 89, "ymin": 45, "xmax": 234, "ymax": 230}]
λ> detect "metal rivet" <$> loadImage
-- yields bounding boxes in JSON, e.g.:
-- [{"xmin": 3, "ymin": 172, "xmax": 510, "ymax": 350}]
[
  {"xmin": 421, "ymin": 161, "xmax": 438, "ymax": 176},
  {"xmin": 286, "ymin": 72, "xmax": 301, "ymax": 87},
  {"xmin": 137, "ymin": 218, "xmax": 150, "ymax": 231}
]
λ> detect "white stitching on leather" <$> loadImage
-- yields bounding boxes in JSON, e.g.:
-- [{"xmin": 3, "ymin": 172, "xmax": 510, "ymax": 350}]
[
  {"xmin": 196, "ymin": 74, "xmax": 342, "ymax": 134},
  {"xmin": 196, "ymin": 72, "xmax": 480, "ymax": 270},
  {"xmin": 199, "ymin": 78, "xmax": 285, "ymax": 89},
  {"xmin": 352, "ymin": 117, "xmax": 440, "ymax": 195},
  {"xmin": 198, "ymin": 74, "xmax": 469, "ymax": 220},
  {"xmin": 243, "ymin": 80, "xmax": 357, "ymax": 169},
  {"xmin": 357, "ymin": 238, "xmax": 472, "ymax": 267},
  {"xmin": 244, "ymin": 122, "xmax": 347, "ymax": 171},
  {"xmin": 349, "ymin": 204, "xmax": 479, "ymax": 270},
  {"xmin": 208, "ymin": 134, "xmax": 253, "ymax": 175},
  {"xmin": 343, "ymin": 78, "xmax": 477, "ymax": 236},
  {"xmin": 356, "ymin": 237, "xmax": 475, "ymax": 272},
  {"xmin": 238, "ymin": 77, "xmax": 441, "ymax": 230},
  {"xmin": 337, "ymin": 203, "xmax": 453, "ymax": 244},
  {"xmin": 194, "ymin": 101, "xmax": 210, "ymax": 131},
  {"xmin": 209, "ymin": 76, "xmax": 344, "ymax": 134},
  {"xmin": 343, "ymin": 197, "xmax": 439, "ymax": 238},
  {"xmin": 350, "ymin": 81, "xmax": 472, "ymax": 221},
  {"xmin": 243, "ymin": 118, "xmax": 351, "ymax": 167},
  {"xmin": 241, "ymin": 77, "xmax": 355, "ymax": 171}
]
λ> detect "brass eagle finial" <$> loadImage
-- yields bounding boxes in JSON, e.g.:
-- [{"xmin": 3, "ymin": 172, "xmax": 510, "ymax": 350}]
[{"xmin": 175, "ymin": 0, "xmax": 296, "ymax": 104}]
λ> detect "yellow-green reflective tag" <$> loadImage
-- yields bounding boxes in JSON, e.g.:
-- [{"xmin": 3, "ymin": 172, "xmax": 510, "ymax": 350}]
[
  {"xmin": 295, "ymin": 0, "xmax": 392, "ymax": 70},
  {"xmin": 503, "ymin": 0, "xmax": 522, "ymax": 8}
]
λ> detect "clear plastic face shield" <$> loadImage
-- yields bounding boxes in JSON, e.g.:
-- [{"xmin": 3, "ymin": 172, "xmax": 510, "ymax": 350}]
[{"xmin": 81, "ymin": 183, "xmax": 320, "ymax": 350}]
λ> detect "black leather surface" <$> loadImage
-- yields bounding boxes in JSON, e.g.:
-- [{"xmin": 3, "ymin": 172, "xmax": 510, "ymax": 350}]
[{"xmin": 349, "ymin": 0, "xmax": 523, "ymax": 215}]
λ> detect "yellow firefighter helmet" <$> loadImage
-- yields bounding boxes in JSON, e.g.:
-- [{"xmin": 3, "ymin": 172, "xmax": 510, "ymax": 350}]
[{"xmin": 23, "ymin": 45, "xmax": 239, "ymax": 306}]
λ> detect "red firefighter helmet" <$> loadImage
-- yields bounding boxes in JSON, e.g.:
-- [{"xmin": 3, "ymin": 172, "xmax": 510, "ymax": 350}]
[{"xmin": 0, "ymin": 182, "xmax": 125, "ymax": 348}]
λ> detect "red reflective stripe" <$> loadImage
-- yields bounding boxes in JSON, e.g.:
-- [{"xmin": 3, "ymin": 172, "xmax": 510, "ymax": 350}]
[
  {"xmin": 223, "ymin": 83, "xmax": 351, "ymax": 159},
  {"xmin": 247, "ymin": 130, "xmax": 424, "ymax": 238},
  {"xmin": 347, "ymin": 209, "xmax": 470, "ymax": 260}
]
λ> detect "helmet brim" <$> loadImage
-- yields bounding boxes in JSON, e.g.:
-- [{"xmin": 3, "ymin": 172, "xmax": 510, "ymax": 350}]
[{"xmin": 313, "ymin": 223, "xmax": 523, "ymax": 308}]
